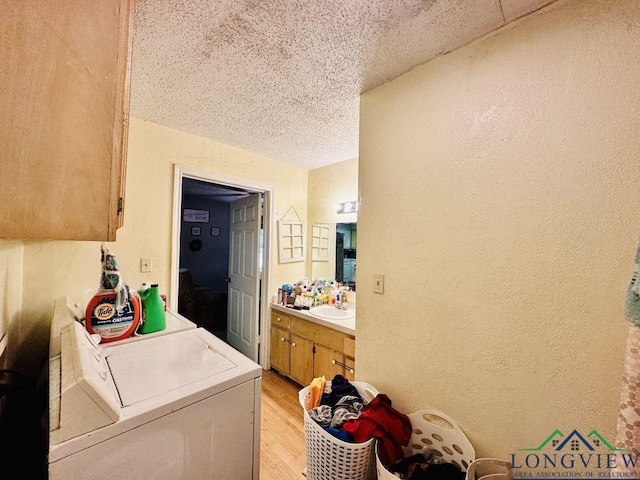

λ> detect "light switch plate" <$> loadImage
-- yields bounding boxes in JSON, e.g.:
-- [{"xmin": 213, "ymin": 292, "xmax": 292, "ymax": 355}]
[
  {"xmin": 140, "ymin": 258, "xmax": 152, "ymax": 273},
  {"xmin": 373, "ymin": 273, "xmax": 384, "ymax": 294}
]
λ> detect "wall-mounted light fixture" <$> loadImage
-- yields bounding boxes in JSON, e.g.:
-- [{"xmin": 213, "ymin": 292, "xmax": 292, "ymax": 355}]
[{"xmin": 336, "ymin": 201, "xmax": 358, "ymax": 214}]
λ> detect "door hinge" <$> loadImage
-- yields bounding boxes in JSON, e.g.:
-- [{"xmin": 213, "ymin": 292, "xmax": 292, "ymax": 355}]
[
  {"xmin": 117, "ymin": 197, "xmax": 124, "ymax": 213},
  {"xmin": 256, "ymin": 335, "xmax": 262, "ymax": 344}
]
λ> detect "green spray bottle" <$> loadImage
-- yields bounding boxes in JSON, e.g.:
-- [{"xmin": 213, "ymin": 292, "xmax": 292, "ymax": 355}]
[{"xmin": 138, "ymin": 284, "xmax": 166, "ymax": 334}]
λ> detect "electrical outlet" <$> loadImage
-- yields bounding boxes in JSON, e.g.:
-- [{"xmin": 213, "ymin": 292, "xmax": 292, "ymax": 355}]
[
  {"xmin": 140, "ymin": 258, "xmax": 152, "ymax": 273},
  {"xmin": 373, "ymin": 273, "xmax": 384, "ymax": 294}
]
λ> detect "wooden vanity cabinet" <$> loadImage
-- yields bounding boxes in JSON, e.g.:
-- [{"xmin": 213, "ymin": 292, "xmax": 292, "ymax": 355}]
[
  {"xmin": 269, "ymin": 309, "xmax": 356, "ymax": 386},
  {"xmin": 0, "ymin": 0, "xmax": 133, "ymax": 241},
  {"xmin": 270, "ymin": 312, "xmax": 314, "ymax": 385}
]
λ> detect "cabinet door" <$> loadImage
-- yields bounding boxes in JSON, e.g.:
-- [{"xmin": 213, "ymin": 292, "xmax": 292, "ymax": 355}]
[
  {"xmin": 313, "ymin": 344, "xmax": 344, "ymax": 380},
  {"xmin": 0, "ymin": 0, "xmax": 133, "ymax": 241},
  {"xmin": 289, "ymin": 334, "xmax": 313, "ymax": 386},
  {"xmin": 270, "ymin": 325, "xmax": 290, "ymax": 375}
]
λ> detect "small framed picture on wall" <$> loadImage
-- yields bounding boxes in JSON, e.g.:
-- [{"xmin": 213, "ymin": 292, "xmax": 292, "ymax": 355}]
[
  {"xmin": 211, "ymin": 227, "xmax": 220, "ymax": 236},
  {"xmin": 191, "ymin": 226, "xmax": 201, "ymax": 236}
]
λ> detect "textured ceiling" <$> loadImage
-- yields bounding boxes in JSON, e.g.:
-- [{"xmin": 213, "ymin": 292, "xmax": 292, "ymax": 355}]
[{"xmin": 131, "ymin": 0, "xmax": 556, "ymax": 170}]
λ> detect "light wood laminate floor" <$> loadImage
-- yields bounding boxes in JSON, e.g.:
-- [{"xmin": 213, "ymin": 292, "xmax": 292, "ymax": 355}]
[{"xmin": 260, "ymin": 369, "xmax": 307, "ymax": 480}]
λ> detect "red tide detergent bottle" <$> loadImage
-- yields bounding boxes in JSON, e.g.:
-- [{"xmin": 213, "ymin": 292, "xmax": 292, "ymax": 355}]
[{"xmin": 85, "ymin": 243, "xmax": 141, "ymax": 343}]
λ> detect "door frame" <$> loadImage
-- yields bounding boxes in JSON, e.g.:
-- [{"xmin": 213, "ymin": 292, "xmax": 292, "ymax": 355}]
[{"xmin": 170, "ymin": 164, "xmax": 274, "ymax": 368}]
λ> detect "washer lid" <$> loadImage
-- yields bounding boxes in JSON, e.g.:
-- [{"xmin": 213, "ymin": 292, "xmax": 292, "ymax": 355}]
[{"xmin": 105, "ymin": 334, "xmax": 236, "ymax": 406}]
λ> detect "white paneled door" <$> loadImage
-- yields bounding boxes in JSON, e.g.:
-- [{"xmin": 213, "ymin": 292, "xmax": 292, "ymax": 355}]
[{"xmin": 227, "ymin": 193, "xmax": 261, "ymax": 361}]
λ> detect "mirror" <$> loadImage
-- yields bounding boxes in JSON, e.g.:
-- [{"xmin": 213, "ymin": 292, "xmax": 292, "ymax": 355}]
[
  {"xmin": 306, "ymin": 157, "xmax": 358, "ymax": 293},
  {"xmin": 309, "ymin": 222, "xmax": 357, "ymax": 291},
  {"xmin": 336, "ymin": 223, "xmax": 356, "ymax": 291}
]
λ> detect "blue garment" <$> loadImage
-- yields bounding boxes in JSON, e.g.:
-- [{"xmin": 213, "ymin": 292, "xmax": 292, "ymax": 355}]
[
  {"xmin": 321, "ymin": 375, "xmax": 362, "ymax": 408},
  {"xmin": 325, "ymin": 427, "xmax": 353, "ymax": 442}
]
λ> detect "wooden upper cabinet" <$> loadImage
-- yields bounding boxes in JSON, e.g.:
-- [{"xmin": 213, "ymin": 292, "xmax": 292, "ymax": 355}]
[{"xmin": 0, "ymin": 0, "xmax": 133, "ymax": 241}]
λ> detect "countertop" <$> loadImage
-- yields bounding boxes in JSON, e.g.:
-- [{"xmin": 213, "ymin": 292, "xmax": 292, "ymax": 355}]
[{"xmin": 271, "ymin": 303, "xmax": 355, "ymax": 336}]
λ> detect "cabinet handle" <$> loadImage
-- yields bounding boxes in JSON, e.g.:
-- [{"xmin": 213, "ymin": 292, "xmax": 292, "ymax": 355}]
[
  {"xmin": 292, "ymin": 342, "xmax": 297, "ymax": 347},
  {"xmin": 280, "ymin": 337, "xmax": 286, "ymax": 342},
  {"xmin": 277, "ymin": 317, "xmax": 281, "ymax": 322},
  {"xmin": 332, "ymin": 359, "xmax": 352, "ymax": 372}
]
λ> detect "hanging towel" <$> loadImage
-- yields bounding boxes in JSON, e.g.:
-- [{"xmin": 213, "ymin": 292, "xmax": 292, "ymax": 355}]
[
  {"xmin": 615, "ymin": 237, "xmax": 640, "ymax": 477},
  {"xmin": 624, "ymin": 240, "xmax": 640, "ymax": 324},
  {"xmin": 305, "ymin": 376, "xmax": 326, "ymax": 410},
  {"xmin": 614, "ymin": 323, "xmax": 640, "ymax": 477}
]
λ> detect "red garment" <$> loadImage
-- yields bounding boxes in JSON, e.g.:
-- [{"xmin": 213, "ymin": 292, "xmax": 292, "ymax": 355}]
[{"xmin": 342, "ymin": 393, "xmax": 412, "ymax": 466}]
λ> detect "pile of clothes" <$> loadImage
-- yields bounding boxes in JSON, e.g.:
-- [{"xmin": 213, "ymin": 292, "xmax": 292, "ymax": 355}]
[
  {"xmin": 305, "ymin": 374, "xmax": 412, "ymax": 465},
  {"xmin": 305, "ymin": 375, "xmax": 365, "ymax": 442},
  {"xmin": 304, "ymin": 375, "xmax": 466, "ymax": 480}
]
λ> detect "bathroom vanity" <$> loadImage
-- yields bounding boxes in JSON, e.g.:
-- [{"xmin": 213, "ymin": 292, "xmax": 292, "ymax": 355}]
[{"xmin": 270, "ymin": 304, "xmax": 355, "ymax": 386}]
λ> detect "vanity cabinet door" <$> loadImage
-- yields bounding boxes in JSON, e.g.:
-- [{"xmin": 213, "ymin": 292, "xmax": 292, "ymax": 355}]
[
  {"xmin": 289, "ymin": 334, "xmax": 313, "ymax": 386},
  {"xmin": 313, "ymin": 344, "xmax": 344, "ymax": 380},
  {"xmin": 270, "ymin": 325, "xmax": 290, "ymax": 375}
]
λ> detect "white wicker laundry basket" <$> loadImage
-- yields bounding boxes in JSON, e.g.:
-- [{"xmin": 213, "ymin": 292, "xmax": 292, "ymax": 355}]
[
  {"xmin": 376, "ymin": 409, "xmax": 475, "ymax": 479},
  {"xmin": 298, "ymin": 381, "xmax": 379, "ymax": 480}
]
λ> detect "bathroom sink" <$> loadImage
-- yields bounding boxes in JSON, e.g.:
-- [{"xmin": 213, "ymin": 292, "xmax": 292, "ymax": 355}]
[{"xmin": 309, "ymin": 305, "xmax": 355, "ymax": 321}]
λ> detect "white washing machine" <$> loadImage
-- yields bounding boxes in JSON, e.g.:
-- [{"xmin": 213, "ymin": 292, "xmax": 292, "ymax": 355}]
[{"xmin": 48, "ymin": 305, "xmax": 261, "ymax": 479}]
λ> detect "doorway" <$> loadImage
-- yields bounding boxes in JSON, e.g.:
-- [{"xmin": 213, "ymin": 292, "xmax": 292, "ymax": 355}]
[{"xmin": 170, "ymin": 166, "xmax": 274, "ymax": 367}]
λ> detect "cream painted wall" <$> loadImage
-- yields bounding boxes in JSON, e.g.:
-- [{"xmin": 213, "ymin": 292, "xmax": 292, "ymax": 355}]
[
  {"xmin": 358, "ymin": 0, "xmax": 640, "ymax": 458},
  {"xmin": 0, "ymin": 240, "xmax": 23, "ymax": 369},
  {"xmin": 307, "ymin": 157, "xmax": 358, "ymax": 282},
  {"xmin": 19, "ymin": 118, "xmax": 308, "ymax": 370}
]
